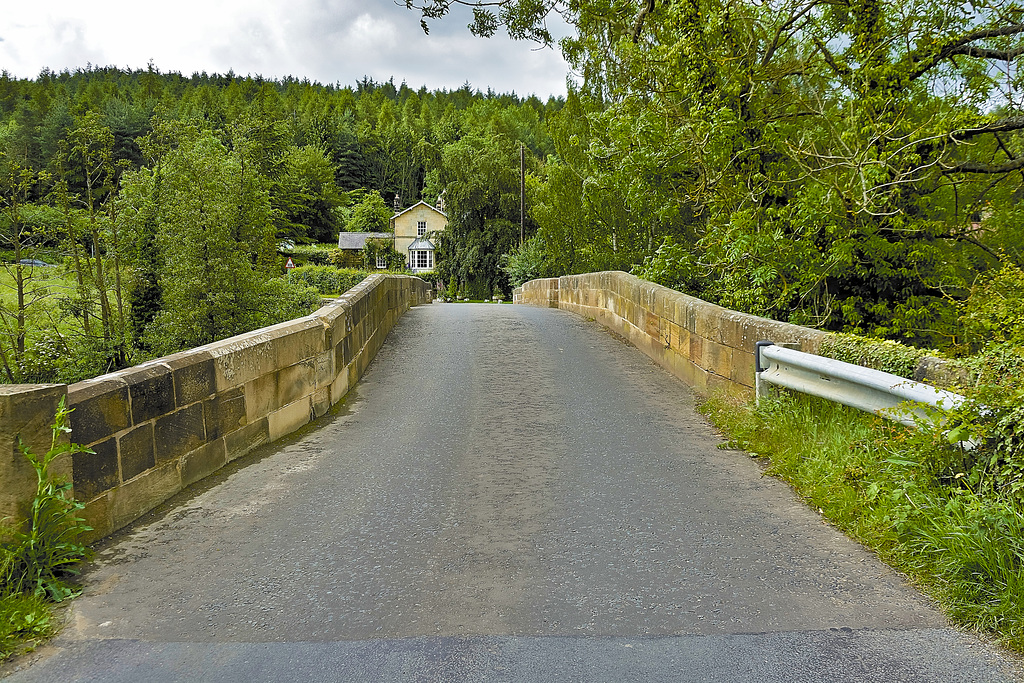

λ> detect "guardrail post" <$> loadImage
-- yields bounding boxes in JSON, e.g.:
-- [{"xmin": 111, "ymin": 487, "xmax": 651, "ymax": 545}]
[
  {"xmin": 755, "ymin": 341, "xmax": 801, "ymax": 404},
  {"xmin": 755, "ymin": 341, "xmax": 774, "ymax": 404}
]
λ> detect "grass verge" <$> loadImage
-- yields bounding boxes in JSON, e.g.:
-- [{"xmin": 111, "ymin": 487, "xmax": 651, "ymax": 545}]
[
  {"xmin": 701, "ymin": 390, "xmax": 1024, "ymax": 652},
  {"xmin": 0, "ymin": 399, "xmax": 91, "ymax": 663},
  {"xmin": 0, "ymin": 593, "xmax": 54, "ymax": 661}
]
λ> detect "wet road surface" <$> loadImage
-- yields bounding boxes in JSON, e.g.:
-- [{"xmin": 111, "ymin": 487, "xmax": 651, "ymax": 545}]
[{"xmin": 4, "ymin": 304, "xmax": 1022, "ymax": 681}]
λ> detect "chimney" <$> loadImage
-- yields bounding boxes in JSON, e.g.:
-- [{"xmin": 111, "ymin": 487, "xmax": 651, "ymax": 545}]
[
  {"xmin": 436, "ymin": 189, "xmax": 446, "ymax": 213},
  {"xmin": 393, "ymin": 193, "xmax": 401, "ymax": 213}
]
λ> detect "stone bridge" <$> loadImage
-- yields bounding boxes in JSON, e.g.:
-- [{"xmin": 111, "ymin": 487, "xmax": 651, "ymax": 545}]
[{"xmin": 0, "ymin": 273, "xmax": 1019, "ymax": 681}]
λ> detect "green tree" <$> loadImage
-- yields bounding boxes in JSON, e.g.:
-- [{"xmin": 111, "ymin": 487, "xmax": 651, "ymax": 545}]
[
  {"xmin": 435, "ymin": 134, "xmax": 526, "ymax": 297},
  {"xmin": 123, "ymin": 130, "xmax": 305, "ymax": 355},
  {"xmin": 0, "ymin": 155, "xmax": 52, "ymax": 381},
  {"xmin": 277, "ymin": 144, "xmax": 345, "ymax": 243},
  {"xmin": 410, "ymin": 0, "xmax": 1024, "ymax": 348},
  {"xmin": 56, "ymin": 111, "xmax": 130, "ymax": 367},
  {"xmin": 345, "ymin": 190, "xmax": 392, "ymax": 232}
]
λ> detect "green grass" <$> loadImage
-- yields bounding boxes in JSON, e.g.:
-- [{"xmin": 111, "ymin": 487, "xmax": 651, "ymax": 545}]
[
  {"xmin": 702, "ymin": 391, "xmax": 1024, "ymax": 651},
  {"xmin": 0, "ymin": 265, "xmax": 86, "ymax": 349},
  {"xmin": 0, "ymin": 593, "xmax": 53, "ymax": 661},
  {"xmin": 0, "ymin": 266, "xmax": 77, "ymax": 315}
]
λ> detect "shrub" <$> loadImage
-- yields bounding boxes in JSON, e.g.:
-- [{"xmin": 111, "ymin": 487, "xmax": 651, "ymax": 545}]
[
  {"xmin": 633, "ymin": 236, "xmax": 704, "ymax": 296},
  {"xmin": 362, "ymin": 238, "xmax": 406, "ymax": 272},
  {"xmin": 288, "ymin": 243, "xmax": 335, "ymax": 266},
  {"xmin": 962, "ymin": 261, "xmax": 1024, "ymax": 349},
  {"xmin": 501, "ymin": 235, "xmax": 553, "ymax": 288},
  {"xmin": 288, "ymin": 266, "xmax": 368, "ymax": 295},
  {"xmin": 819, "ymin": 332, "xmax": 936, "ymax": 379}
]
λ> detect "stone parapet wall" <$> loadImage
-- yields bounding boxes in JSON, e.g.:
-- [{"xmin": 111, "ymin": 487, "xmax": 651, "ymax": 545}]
[
  {"xmin": 513, "ymin": 278, "xmax": 560, "ymax": 308},
  {"xmin": 0, "ymin": 275, "xmax": 431, "ymax": 541},
  {"xmin": 514, "ymin": 271, "xmax": 955, "ymax": 397}
]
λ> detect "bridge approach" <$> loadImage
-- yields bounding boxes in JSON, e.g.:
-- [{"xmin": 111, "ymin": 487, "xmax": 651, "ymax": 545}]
[{"xmin": 5, "ymin": 302, "xmax": 1021, "ymax": 682}]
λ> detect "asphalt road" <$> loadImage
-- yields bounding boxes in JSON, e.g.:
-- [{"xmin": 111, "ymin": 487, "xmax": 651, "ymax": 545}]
[{"xmin": 5, "ymin": 303, "xmax": 1022, "ymax": 682}]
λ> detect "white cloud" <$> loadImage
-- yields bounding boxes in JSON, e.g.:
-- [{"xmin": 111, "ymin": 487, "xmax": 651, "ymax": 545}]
[{"xmin": 0, "ymin": 0, "xmax": 569, "ymax": 97}]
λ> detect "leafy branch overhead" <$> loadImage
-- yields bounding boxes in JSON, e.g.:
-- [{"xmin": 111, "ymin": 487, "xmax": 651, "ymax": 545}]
[
  {"xmin": 411, "ymin": 0, "xmax": 1024, "ymax": 349},
  {"xmin": 402, "ymin": 0, "xmax": 560, "ymax": 44}
]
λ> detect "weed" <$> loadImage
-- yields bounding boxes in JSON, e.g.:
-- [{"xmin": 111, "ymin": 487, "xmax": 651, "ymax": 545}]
[
  {"xmin": 0, "ymin": 397, "xmax": 92, "ymax": 662},
  {"xmin": 1, "ymin": 397, "xmax": 93, "ymax": 601},
  {"xmin": 0, "ymin": 592, "xmax": 53, "ymax": 660}
]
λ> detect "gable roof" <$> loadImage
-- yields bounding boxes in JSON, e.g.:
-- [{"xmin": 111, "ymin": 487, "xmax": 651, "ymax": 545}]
[
  {"xmin": 408, "ymin": 237, "xmax": 435, "ymax": 251},
  {"xmin": 337, "ymin": 232, "xmax": 391, "ymax": 250},
  {"xmin": 393, "ymin": 200, "xmax": 447, "ymax": 220}
]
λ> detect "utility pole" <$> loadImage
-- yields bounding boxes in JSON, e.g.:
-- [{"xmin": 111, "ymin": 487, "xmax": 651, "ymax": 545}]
[{"xmin": 520, "ymin": 143, "xmax": 525, "ymax": 248}]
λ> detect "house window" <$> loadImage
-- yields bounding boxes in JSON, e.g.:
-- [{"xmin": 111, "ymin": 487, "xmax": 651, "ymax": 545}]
[
  {"xmin": 376, "ymin": 254, "xmax": 388, "ymax": 269},
  {"xmin": 412, "ymin": 250, "xmax": 433, "ymax": 270},
  {"xmin": 417, "ymin": 221, "xmax": 427, "ymax": 236}
]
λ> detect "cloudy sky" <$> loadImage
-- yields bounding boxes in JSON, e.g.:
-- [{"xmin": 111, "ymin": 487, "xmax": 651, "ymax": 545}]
[{"xmin": 1, "ymin": 1, "xmax": 572, "ymax": 98}]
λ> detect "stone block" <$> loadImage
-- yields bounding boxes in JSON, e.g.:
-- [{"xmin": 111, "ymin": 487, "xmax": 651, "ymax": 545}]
[
  {"xmin": 154, "ymin": 403, "xmax": 206, "ymax": 463},
  {"xmin": 670, "ymin": 351, "xmax": 698, "ymax": 388},
  {"xmin": 313, "ymin": 387, "xmax": 331, "ymax": 418},
  {"xmin": 110, "ymin": 462, "xmax": 181, "ymax": 531},
  {"xmin": 368, "ymin": 326, "xmax": 384, "ymax": 357},
  {"xmin": 163, "ymin": 350, "xmax": 216, "ymax": 407},
  {"xmin": 314, "ymin": 351, "xmax": 335, "ymax": 389},
  {"xmin": 719, "ymin": 313, "xmax": 745, "ymax": 351},
  {"xmin": 689, "ymin": 334, "xmax": 704, "ymax": 368},
  {"xmin": 915, "ymin": 356, "xmax": 970, "ymax": 389},
  {"xmin": 669, "ymin": 322, "xmax": 686, "ymax": 354},
  {"xmin": 48, "ymin": 452, "xmax": 74, "ymax": 492},
  {"xmin": 694, "ymin": 303, "xmax": 725, "ymax": 345},
  {"xmin": 340, "ymin": 334, "xmax": 353, "ymax": 368},
  {"xmin": 125, "ymin": 364, "xmax": 175, "ymax": 425},
  {"xmin": 180, "ymin": 441, "xmax": 227, "ymax": 487},
  {"xmin": 118, "ymin": 423, "xmax": 155, "ymax": 482},
  {"xmin": 644, "ymin": 311, "xmax": 660, "ymax": 340},
  {"xmin": 244, "ymin": 373, "xmax": 277, "ymax": 423},
  {"xmin": 72, "ymin": 437, "xmax": 119, "ymax": 501},
  {"xmin": 68, "ymin": 376, "xmax": 130, "ymax": 446},
  {"xmin": 0, "ymin": 384, "xmax": 66, "ymax": 522},
  {"xmin": 207, "ymin": 330, "xmax": 278, "ymax": 393},
  {"xmin": 706, "ymin": 342, "xmax": 736, "ymax": 380},
  {"xmin": 706, "ymin": 372, "xmax": 733, "ymax": 396},
  {"xmin": 349, "ymin": 320, "xmax": 365, "ymax": 354},
  {"xmin": 317, "ymin": 301, "xmax": 350, "ymax": 352},
  {"xmin": 331, "ymin": 371, "xmax": 350, "ymax": 406},
  {"xmin": 684, "ymin": 299, "xmax": 700, "ymax": 334},
  {"xmin": 689, "ymin": 362, "xmax": 709, "ymax": 394},
  {"xmin": 225, "ymin": 417, "xmax": 269, "ymax": 462},
  {"xmin": 204, "ymin": 387, "xmax": 247, "ymax": 440},
  {"xmin": 651, "ymin": 289, "xmax": 668, "ymax": 321},
  {"xmin": 670, "ymin": 295, "xmax": 686, "ymax": 329},
  {"xmin": 278, "ymin": 361, "xmax": 315, "ymax": 409},
  {"xmin": 349, "ymin": 291, "xmax": 367, "ymax": 324},
  {"xmin": 350, "ymin": 347, "xmax": 370, "ymax": 385},
  {"xmin": 741, "ymin": 317, "xmax": 780, "ymax": 350},
  {"xmin": 271, "ymin": 317, "xmax": 326, "ymax": 370},
  {"xmin": 795, "ymin": 330, "xmax": 827, "ymax": 354},
  {"xmin": 731, "ymin": 349, "xmax": 757, "ymax": 389},
  {"xmin": 79, "ymin": 492, "xmax": 111, "ymax": 544}
]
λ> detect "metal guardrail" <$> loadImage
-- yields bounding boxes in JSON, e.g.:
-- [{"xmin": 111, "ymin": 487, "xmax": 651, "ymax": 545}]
[{"xmin": 754, "ymin": 341, "xmax": 967, "ymax": 428}]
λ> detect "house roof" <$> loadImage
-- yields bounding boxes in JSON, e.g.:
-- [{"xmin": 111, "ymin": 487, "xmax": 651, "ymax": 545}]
[
  {"xmin": 337, "ymin": 232, "xmax": 391, "ymax": 250},
  {"xmin": 408, "ymin": 237, "xmax": 435, "ymax": 251},
  {"xmin": 393, "ymin": 200, "xmax": 447, "ymax": 220}
]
